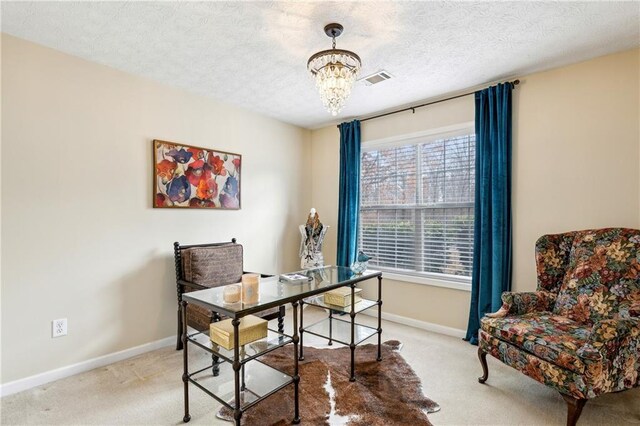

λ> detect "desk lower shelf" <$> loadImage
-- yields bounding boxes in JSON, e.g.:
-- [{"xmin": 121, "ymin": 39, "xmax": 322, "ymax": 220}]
[
  {"xmin": 188, "ymin": 358, "xmax": 293, "ymax": 411},
  {"xmin": 303, "ymin": 296, "xmax": 378, "ymax": 314},
  {"xmin": 302, "ymin": 316, "xmax": 378, "ymax": 346},
  {"xmin": 187, "ymin": 328, "xmax": 292, "ymax": 365}
]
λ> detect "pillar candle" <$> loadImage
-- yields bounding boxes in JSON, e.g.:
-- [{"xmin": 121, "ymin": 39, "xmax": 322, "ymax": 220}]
[{"xmin": 241, "ymin": 273, "xmax": 260, "ymax": 304}]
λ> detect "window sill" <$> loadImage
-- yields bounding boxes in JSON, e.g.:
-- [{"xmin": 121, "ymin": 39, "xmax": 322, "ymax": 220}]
[{"xmin": 379, "ymin": 271, "xmax": 472, "ymax": 292}]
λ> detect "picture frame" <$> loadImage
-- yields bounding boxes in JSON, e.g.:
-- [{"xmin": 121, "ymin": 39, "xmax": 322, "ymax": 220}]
[{"xmin": 153, "ymin": 139, "xmax": 241, "ymax": 209}]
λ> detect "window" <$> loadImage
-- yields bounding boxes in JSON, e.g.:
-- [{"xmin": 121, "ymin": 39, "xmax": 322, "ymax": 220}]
[{"xmin": 359, "ymin": 127, "xmax": 475, "ymax": 283}]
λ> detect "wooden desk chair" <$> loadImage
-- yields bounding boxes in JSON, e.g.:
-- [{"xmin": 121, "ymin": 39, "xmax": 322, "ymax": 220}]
[{"xmin": 174, "ymin": 239, "xmax": 285, "ymax": 352}]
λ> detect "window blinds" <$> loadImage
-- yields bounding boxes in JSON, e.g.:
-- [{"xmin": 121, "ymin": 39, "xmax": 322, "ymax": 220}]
[{"xmin": 359, "ymin": 134, "xmax": 475, "ymax": 279}]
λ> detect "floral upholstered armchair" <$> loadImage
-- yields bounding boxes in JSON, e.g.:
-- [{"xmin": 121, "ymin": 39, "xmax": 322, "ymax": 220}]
[{"xmin": 478, "ymin": 228, "xmax": 639, "ymax": 425}]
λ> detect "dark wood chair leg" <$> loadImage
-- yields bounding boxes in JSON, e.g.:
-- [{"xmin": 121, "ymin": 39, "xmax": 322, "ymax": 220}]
[
  {"xmin": 176, "ymin": 306, "xmax": 184, "ymax": 350},
  {"xmin": 478, "ymin": 347, "xmax": 489, "ymax": 383},
  {"xmin": 277, "ymin": 306, "xmax": 285, "ymax": 334},
  {"xmin": 211, "ymin": 353, "xmax": 220, "ymax": 377},
  {"xmin": 212, "ymin": 312, "xmax": 221, "ymax": 376},
  {"xmin": 561, "ymin": 394, "xmax": 587, "ymax": 426}
]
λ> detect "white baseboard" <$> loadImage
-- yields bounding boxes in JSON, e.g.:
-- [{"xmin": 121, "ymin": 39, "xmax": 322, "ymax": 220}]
[
  {"xmin": 360, "ymin": 309, "xmax": 466, "ymax": 339},
  {"xmin": 1, "ymin": 311, "xmax": 464, "ymax": 397},
  {"xmin": 0, "ymin": 336, "xmax": 175, "ymax": 398}
]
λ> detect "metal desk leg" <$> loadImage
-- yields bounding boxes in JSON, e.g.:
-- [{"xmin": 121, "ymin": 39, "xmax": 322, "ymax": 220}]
[
  {"xmin": 292, "ymin": 301, "xmax": 301, "ymax": 424},
  {"xmin": 328, "ymin": 309, "xmax": 333, "ymax": 346},
  {"xmin": 299, "ymin": 300, "xmax": 305, "ymax": 361},
  {"xmin": 377, "ymin": 275, "xmax": 383, "ymax": 361},
  {"xmin": 232, "ymin": 318, "xmax": 242, "ymax": 426},
  {"xmin": 240, "ymin": 346, "xmax": 246, "ymax": 391},
  {"xmin": 181, "ymin": 301, "xmax": 191, "ymax": 423},
  {"xmin": 349, "ymin": 284, "xmax": 356, "ymax": 382}
]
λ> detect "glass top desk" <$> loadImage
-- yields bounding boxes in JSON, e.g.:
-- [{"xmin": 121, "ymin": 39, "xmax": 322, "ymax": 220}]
[{"xmin": 180, "ymin": 266, "xmax": 383, "ymax": 425}]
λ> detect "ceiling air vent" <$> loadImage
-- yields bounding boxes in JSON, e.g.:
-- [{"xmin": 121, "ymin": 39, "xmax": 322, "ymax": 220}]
[{"xmin": 360, "ymin": 70, "xmax": 393, "ymax": 86}]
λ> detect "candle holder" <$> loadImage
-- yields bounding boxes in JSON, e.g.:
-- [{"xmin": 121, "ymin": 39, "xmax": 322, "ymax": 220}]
[{"xmin": 223, "ymin": 284, "xmax": 241, "ymax": 304}]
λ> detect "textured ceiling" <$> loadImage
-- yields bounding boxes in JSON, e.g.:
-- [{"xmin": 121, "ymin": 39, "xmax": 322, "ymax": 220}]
[{"xmin": 2, "ymin": 1, "xmax": 639, "ymax": 129}]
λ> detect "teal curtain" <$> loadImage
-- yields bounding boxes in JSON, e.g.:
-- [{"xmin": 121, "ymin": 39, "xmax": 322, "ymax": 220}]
[
  {"xmin": 465, "ymin": 83, "xmax": 514, "ymax": 344},
  {"xmin": 337, "ymin": 120, "xmax": 361, "ymax": 267}
]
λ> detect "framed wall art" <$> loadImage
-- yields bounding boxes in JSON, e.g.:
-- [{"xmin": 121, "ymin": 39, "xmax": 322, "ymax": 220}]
[{"xmin": 153, "ymin": 139, "xmax": 241, "ymax": 209}]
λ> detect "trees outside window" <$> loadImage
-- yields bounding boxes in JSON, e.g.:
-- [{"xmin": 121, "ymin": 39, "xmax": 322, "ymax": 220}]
[{"xmin": 359, "ymin": 133, "xmax": 475, "ymax": 281}]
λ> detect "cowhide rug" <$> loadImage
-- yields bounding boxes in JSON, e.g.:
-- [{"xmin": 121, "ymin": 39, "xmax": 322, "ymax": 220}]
[{"xmin": 218, "ymin": 340, "xmax": 439, "ymax": 425}]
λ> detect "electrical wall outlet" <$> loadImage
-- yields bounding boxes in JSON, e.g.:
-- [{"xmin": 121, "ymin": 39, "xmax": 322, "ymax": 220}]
[{"xmin": 52, "ymin": 318, "xmax": 67, "ymax": 338}]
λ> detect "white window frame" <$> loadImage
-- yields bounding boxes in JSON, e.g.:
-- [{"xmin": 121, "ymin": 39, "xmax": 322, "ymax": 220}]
[{"xmin": 360, "ymin": 122, "xmax": 475, "ymax": 292}]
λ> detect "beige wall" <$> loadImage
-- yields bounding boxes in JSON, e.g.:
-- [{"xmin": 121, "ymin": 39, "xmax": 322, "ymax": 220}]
[
  {"xmin": 1, "ymin": 35, "xmax": 311, "ymax": 384},
  {"xmin": 310, "ymin": 48, "xmax": 640, "ymax": 331},
  {"xmin": 512, "ymin": 48, "xmax": 639, "ymax": 293}
]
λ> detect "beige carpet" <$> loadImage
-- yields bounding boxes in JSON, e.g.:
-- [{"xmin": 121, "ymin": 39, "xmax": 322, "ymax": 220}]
[{"xmin": 2, "ymin": 306, "xmax": 639, "ymax": 425}]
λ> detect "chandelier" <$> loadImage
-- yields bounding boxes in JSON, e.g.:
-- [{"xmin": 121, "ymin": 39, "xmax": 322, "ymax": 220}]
[{"xmin": 307, "ymin": 23, "xmax": 362, "ymax": 116}]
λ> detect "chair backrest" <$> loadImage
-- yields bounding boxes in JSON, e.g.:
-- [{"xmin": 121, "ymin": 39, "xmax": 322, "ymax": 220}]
[
  {"xmin": 174, "ymin": 239, "xmax": 243, "ymax": 288},
  {"xmin": 537, "ymin": 228, "xmax": 640, "ymax": 324}
]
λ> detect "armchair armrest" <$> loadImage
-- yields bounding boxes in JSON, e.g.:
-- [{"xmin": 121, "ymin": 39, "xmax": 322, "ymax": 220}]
[
  {"xmin": 178, "ymin": 279, "xmax": 208, "ymax": 292},
  {"xmin": 486, "ymin": 291, "xmax": 557, "ymax": 318},
  {"xmin": 577, "ymin": 318, "xmax": 640, "ymax": 362}
]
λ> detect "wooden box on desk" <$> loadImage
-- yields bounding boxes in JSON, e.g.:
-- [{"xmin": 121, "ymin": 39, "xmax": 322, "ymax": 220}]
[
  {"xmin": 210, "ymin": 315, "xmax": 268, "ymax": 350},
  {"xmin": 324, "ymin": 287, "xmax": 363, "ymax": 307}
]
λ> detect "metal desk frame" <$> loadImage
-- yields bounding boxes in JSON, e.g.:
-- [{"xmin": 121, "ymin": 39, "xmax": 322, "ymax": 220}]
[{"xmin": 180, "ymin": 267, "xmax": 382, "ymax": 425}]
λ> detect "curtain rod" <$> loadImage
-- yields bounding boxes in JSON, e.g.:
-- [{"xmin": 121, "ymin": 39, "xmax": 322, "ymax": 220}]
[{"xmin": 336, "ymin": 79, "xmax": 520, "ymax": 128}]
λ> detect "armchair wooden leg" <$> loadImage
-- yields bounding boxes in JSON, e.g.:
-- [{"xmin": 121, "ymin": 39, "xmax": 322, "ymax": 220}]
[
  {"xmin": 176, "ymin": 306, "xmax": 184, "ymax": 350},
  {"xmin": 277, "ymin": 306, "xmax": 285, "ymax": 334},
  {"xmin": 478, "ymin": 347, "xmax": 489, "ymax": 383},
  {"xmin": 561, "ymin": 394, "xmax": 587, "ymax": 426}
]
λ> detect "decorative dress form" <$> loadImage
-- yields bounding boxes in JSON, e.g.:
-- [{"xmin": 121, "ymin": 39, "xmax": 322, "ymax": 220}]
[{"xmin": 299, "ymin": 208, "xmax": 329, "ymax": 269}]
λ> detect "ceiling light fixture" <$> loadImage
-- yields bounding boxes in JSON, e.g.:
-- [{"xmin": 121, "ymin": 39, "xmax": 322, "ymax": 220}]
[{"xmin": 307, "ymin": 23, "xmax": 362, "ymax": 116}]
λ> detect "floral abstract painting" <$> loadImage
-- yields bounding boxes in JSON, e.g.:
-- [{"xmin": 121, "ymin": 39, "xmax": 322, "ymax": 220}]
[{"xmin": 153, "ymin": 139, "xmax": 241, "ymax": 209}]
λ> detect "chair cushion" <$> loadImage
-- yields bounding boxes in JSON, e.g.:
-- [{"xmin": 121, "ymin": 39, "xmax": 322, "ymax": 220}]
[
  {"xmin": 182, "ymin": 244, "xmax": 243, "ymax": 287},
  {"xmin": 481, "ymin": 313, "xmax": 592, "ymax": 374},
  {"xmin": 552, "ymin": 228, "xmax": 640, "ymax": 324}
]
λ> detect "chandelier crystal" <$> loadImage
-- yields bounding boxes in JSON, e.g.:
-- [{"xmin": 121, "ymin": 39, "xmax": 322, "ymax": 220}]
[{"xmin": 307, "ymin": 23, "xmax": 361, "ymax": 116}]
